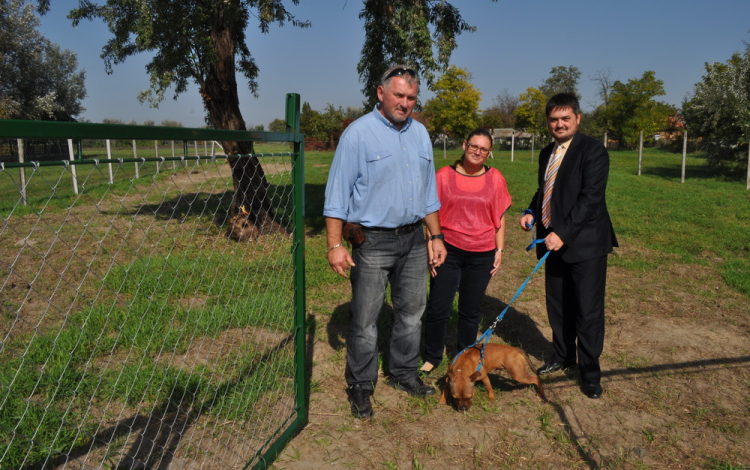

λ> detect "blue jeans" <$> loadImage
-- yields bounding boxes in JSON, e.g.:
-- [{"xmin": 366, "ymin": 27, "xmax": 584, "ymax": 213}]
[
  {"xmin": 346, "ymin": 228, "xmax": 427, "ymax": 390},
  {"xmin": 423, "ymin": 244, "xmax": 494, "ymax": 367}
]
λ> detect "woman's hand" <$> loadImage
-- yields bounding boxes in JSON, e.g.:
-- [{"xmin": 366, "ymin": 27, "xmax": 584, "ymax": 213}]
[
  {"xmin": 427, "ymin": 239, "xmax": 438, "ymax": 277},
  {"xmin": 490, "ymin": 249, "xmax": 503, "ymax": 277}
]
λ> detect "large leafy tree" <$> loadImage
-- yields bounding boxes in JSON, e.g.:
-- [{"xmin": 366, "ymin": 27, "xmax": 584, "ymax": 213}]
[
  {"xmin": 36, "ymin": 0, "xmax": 310, "ymax": 232},
  {"xmin": 514, "ymin": 87, "xmax": 548, "ymax": 139},
  {"xmin": 422, "ymin": 65, "xmax": 481, "ymax": 139},
  {"xmin": 0, "ymin": 0, "xmax": 85, "ymax": 120},
  {"xmin": 605, "ymin": 71, "xmax": 676, "ymax": 147},
  {"xmin": 540, "ymin": 65, "xmax": 581, "ymax": 100},
  {"xmin": 683, "ymin": 43, "xmax": 750, "ymax": 172},
  {"xmin": 357, "ymin": 0, "xmax": 497, "ymax": 109}
]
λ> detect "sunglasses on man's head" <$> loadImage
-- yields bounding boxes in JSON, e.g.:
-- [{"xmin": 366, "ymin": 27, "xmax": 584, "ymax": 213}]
[{"xmin": 383, "ymin": 67, "xmax": 417, "ymax": 82}]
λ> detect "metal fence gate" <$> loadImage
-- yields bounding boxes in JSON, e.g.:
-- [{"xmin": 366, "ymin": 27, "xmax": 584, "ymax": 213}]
[{"xmin": 0, "ymin": 94, "xmax": 307, "ymax": 469}]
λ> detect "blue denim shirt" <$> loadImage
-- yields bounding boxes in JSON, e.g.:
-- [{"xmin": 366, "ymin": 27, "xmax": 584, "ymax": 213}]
[{"xmin": 324, "ymin": 107, "xmax": 440, "ymax": 228}]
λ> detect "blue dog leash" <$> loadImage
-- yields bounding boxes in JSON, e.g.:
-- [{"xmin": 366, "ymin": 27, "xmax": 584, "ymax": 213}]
[{"xmin": 451, "ymin": 212, "xmax": 550, "ymax": 375}]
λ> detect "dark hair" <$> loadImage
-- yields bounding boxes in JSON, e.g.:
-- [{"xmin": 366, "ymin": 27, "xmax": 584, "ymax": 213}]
[
  {"xmin": 545, "ymin": 93, "xmax": 580, "ymax": 117},
  {"xmin": 456, "ymin": 128, "xmax": 493, "ymax": 166}
]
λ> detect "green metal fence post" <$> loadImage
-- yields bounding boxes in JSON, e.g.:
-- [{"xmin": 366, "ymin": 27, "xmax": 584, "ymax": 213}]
[
  {"xmin": 248, "ymin": 93, "xmax": 307, "ymax": 470},
  {"xmin": 287, "ymin": 92, "xmax": 307, "ymax": 424}
]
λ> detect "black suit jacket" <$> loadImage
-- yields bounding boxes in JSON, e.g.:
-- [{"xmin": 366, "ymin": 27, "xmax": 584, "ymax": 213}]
[{"xmin": 529, "ymin": 132, "xmax": 618, "ymax": 263}]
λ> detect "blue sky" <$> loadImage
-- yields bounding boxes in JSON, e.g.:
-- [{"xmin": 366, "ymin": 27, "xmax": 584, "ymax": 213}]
[{"xmin": 38, "ymin": 0, "xmax": 750, "ymax": 129}]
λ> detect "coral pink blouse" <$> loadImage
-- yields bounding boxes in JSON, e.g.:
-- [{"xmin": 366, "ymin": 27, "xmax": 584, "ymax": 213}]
[{"xmin": 435, "ymin": 165, "xmax": 512, "ymax": 252}]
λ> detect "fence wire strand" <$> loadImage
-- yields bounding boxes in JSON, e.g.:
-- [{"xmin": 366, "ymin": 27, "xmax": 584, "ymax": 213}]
[{"xmin": 0, "ymin": 146, "xmax": 300, "ymax": 469}]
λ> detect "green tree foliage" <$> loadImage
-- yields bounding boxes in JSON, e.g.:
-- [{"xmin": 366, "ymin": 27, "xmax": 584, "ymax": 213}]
[
  {"xmin": 300, "ymin": 103, "xmax": 347, "ymax": 149},
  {"xmin": 0, "ymin": 0, "xmax": 85, "ymax": 120},
  {"xmin": 540, "ymin": 65, "xmax": 582, "ymax": 99},
  {"xmin": 514, "ymin": 87, "xmax": 548, "ymax": 138},
  {"xmin": 479, "ymin": 89, "xmax": 518, "ymax": 129},
  {"xmin": 605, "ymin": 71, "xmax": 676, "ymax": 147},
  {"xmin": 683, "ymin": 43, "xmax": 750, "ymax": 171},
  {"xmin": 422, "ymin": 65, "xmax": 481, "ymax": 138},
  {"xmin": 268, "ymin": 118, "xmax": 287, "ymax": 132},
  {"xmin": 357, "ymin": 0, "xmax": 497, "ymax": 109}
]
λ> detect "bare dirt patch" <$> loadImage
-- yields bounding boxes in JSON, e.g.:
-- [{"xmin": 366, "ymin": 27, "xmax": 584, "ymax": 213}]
[{"xmin": 273, "ymin": 240, "xmax": 750, "ymax": 469}]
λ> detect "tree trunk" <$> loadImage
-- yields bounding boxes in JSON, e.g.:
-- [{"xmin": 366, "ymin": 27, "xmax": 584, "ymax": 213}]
[{"xmin": 201, "ymin": 5, "xmax": 283, "ymax": 240}]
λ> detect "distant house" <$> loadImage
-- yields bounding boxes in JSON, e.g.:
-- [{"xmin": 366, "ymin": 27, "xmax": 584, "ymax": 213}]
[{"xmin": 491, "ymin": 128, "xmax": 534, "ymax": 147}]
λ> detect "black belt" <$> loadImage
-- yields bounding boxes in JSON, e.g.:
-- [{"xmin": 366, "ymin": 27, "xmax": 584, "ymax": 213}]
[{"xmin": 363, "ymin": 221, "xmax": 423, "ymax": 235}]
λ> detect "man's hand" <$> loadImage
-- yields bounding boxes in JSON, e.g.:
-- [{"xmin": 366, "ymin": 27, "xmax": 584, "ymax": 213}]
[
  {"xmin": 545, "ymin": 232, "xmax": 565, "ymax": 251},
  {"xmin": 520, "ymin": 213, "xmax": 534, "ymax": 231},
  {"xmin": 327, "ymin": 245, "xmax": 355, "ymax": 278}
]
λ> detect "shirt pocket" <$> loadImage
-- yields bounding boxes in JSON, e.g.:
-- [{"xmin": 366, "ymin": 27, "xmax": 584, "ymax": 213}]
[
  {"xmin": 365, "ymin": 150, "xmax": 393, "ymax": 185},
  {"xmin": 418, "ymin": 151, "xmax": 433, "ymax": 174}
]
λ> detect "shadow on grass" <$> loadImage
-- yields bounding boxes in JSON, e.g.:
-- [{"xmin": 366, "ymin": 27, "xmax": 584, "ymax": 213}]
[
  {"xmin": 326, "ymin": 301, "xmax": 399, "ymax": 379},
  {"xmin": 45, "ymin": 333, "xmax": 299, "ymax": 470},
  {"xmin": 478, "ymin": 296, "xmax": 552, "ymax": 363},
  {"xmin": 325, "ymin": 294, "xmax": 553, "ymax": 379},
  {"xmin": 303, "ymin": 183, "xmax": 327, "ymax": 238},
  {"xmin": 640, "ymin": 163, "xmax": 742, "ymax": 182}
]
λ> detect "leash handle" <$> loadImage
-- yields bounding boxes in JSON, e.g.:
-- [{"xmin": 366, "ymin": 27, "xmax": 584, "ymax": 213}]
[{"xmin": 523, "ymin": 209, "xmax": 536, "ymax": 250}]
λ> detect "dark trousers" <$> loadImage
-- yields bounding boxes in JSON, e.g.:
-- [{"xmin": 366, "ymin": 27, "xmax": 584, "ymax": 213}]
[
  {"xmin": 423, "ymin": 246, "xmax": 494, "ymax": 367},
  {"xmin": 545, "ymin": 253, "xmax": 608, "ymax": 384}
]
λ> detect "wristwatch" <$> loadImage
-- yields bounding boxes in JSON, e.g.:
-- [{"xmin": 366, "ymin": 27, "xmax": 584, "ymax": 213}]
[{"xmin": 430, "ymin": 233, "xmax": 444, "ymax": 241}]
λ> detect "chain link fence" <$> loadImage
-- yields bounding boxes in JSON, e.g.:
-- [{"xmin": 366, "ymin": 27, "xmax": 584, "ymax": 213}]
[{"xmin": 0, "ymin": 99, "xmax": 307, "ymax": 469}]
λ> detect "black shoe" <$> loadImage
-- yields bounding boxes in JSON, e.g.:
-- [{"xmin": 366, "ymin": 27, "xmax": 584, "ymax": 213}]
[
  {"xmin": 582, "ymin": 383, "xmax": 603, "ymax": 399},
  {"xmin": 348, "ymin": 385, "xmax": 374, "ymax": 418},
  {"xmin": 387, "ymin": 377, "xmax": 436, "ymax": 397},
  {"xmin": 536, "ymin": 360, "xmax": 576, "ymax": 375}
]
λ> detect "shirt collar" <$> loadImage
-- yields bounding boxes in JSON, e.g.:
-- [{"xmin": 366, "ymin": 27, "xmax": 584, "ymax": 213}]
[{"xmin": 556, "ymin": 134, "xmax": 575, "ymax": 150}]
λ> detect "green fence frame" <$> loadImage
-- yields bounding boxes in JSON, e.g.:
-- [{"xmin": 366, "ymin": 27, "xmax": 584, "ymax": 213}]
[{"xmin": 0, "ymin": 93, "xmax": 307, "ymax": 470}]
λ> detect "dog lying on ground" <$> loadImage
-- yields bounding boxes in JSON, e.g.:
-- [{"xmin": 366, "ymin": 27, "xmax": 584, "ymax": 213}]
[{"xmin": 439, "ymin": 343, "xmax": 545, "ymax": 411}]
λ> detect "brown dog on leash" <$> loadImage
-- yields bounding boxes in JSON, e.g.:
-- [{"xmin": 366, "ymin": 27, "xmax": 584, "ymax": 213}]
[{"xmin": 439, "ymin": 344, "xmax": 545, "ymax": 411}]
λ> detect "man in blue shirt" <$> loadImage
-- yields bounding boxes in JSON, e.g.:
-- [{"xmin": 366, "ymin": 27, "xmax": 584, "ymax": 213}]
[{"xmin": 324, "ymin": 65, "xmax": 447, "ymax": 418}]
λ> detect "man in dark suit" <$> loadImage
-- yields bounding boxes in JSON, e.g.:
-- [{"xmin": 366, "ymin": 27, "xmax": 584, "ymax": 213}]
[{"xmin": 519, "ymin": 93, "xmax": 617, "ymax": 399}]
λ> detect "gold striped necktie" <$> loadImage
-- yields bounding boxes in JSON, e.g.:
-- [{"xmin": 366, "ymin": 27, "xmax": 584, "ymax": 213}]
[{"xmin": 541, "ymin": 144, "xmax": 563, "ymax": 228}]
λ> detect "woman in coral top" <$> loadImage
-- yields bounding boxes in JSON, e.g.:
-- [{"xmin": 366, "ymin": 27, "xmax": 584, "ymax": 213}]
[{"xmin": 422, "ymin": 128, "xmax": 512, "ymax": 372}]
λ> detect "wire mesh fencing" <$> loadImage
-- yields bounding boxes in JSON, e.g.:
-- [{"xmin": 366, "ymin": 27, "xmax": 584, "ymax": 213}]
[{"xmin": 0, "ymin": 112, "xmax": 306, "ymax": 469}]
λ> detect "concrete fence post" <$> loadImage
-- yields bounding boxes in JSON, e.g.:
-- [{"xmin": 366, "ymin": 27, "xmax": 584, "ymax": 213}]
[
  {"xmin": 106, "ymin": 139, "xmax": 114, "ymax": 184},
  {"xmin": 132, "ymin": 140, "xmax": 140, "ymax": 179},
  {"xmin": 17, "ymin": 139, "xmax": 27, "ymax": 205},
  {"xmin": 67, "ymin": 139, "xmax": 79, "ymax": 195}
]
